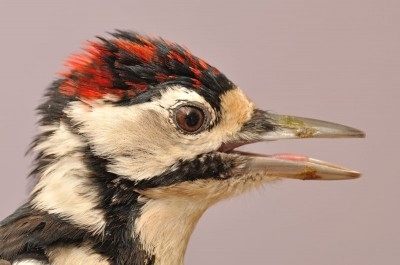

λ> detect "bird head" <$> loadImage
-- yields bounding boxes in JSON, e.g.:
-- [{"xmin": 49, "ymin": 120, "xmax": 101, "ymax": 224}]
[{"xmin": 28, "ymin": 31, "xmax": 364, "ymax": 264}]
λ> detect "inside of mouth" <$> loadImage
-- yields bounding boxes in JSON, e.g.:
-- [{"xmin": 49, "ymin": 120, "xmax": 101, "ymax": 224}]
[
  {"xmin": 218, "ymin": 142, "xmax": 310, "ymax": 162},
  {"xmin": 232, "ymin": 150, "xmax": 310, "ymax": 162},
  {"xmin": 220, "ymin": 143, "xmax": 360, "ymax": 179}
]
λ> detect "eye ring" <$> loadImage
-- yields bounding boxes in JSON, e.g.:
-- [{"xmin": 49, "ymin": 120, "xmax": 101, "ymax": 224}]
[{"xmin": 172, "ymin": 103, "xmax": 209, "ymax": 134}]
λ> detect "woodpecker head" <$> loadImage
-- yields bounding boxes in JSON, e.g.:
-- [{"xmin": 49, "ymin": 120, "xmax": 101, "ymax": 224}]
[{"xmin": 27, "ymin": 31, "xmax": 364, "ymax": 264}]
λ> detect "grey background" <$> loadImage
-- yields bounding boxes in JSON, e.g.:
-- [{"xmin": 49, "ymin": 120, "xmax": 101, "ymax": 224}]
[{"xmin": 0, "ymin": 0, "xmax": 399, "ymax": 264}]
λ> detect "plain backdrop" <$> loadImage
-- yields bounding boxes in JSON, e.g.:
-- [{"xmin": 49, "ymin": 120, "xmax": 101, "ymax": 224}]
[{"xmin": 0, "ymin": 1, "xmax": 399, "ymax": 264}]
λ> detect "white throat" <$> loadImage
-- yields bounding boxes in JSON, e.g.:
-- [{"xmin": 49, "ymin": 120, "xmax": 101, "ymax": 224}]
[{"xmin": 135, "ymin": 196, "xmax": 208, "ymax": 265}]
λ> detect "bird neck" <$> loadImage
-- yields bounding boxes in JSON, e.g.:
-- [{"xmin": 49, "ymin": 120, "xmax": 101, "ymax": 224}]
[
  {"xmin": 135, "ymin": 197, "xmax": 208, "ymax": 265},
  {"xmin": 29, "ymin": 121, "xmax": 210, "ymax": 265},
  {"xmin": 30, "ymin": 128, "xmax": 108, "ymax": 233}
]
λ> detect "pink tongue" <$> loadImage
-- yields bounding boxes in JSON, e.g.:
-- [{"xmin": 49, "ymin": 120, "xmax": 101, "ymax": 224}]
[{"xmin": 272, "ymin": 153, "xmax": 310, "ymax": 162}]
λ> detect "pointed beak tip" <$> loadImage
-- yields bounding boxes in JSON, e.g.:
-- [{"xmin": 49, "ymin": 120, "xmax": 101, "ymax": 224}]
[
  {"xmin": 337, "ymin": 170, "xmax": 363, "ymax": 180},
  {"xmin": 342, "ymin": 127, "xmax": 365, "ymax": 139}
]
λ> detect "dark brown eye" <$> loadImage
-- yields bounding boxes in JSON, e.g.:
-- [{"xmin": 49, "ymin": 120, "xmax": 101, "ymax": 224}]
[{"xmin": 174, "ymin": 105, "xmax": 205, "ymax": 133}]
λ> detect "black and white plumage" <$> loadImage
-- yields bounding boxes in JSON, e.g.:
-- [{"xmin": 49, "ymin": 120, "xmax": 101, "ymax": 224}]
[{"xmin": 0, "ymin": 31, "xmax": 364, "ymax": 265}]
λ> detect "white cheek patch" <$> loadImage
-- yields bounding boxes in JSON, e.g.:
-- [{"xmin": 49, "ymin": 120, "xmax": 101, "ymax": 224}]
[{"xmin": 67, "ymin": 86, "xmax": 222, "ymax": 181}]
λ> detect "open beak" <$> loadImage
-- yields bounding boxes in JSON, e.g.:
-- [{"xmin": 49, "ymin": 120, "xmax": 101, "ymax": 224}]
[{"xmin": 223, "ymin": 110, "xmax": 365, "ymax": 180}]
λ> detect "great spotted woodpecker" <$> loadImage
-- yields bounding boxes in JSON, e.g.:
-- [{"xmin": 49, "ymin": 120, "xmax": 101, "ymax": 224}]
[{"xmin": 0, "ymin": 31, "xmax": 364, "ymax": 265}]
